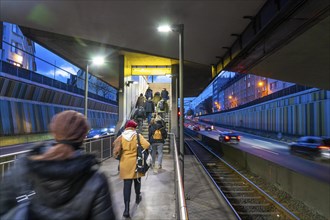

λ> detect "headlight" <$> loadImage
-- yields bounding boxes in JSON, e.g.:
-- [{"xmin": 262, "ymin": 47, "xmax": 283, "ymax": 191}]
[{"xmin": 93, "ymin": 134, "xmax": 100, "ymax": 139}]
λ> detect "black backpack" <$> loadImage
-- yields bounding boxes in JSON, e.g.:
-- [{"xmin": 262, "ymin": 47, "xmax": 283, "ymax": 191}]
[
  {"xmin": 136, "ymin": 107, "xmax": 145, "ymax": 118},
  {"xmin": 135, "ymin": 133, "xmax": 151, "ymax": 174},
  {"xmin": 158, "ymin": 100, "xmax": 165, "ymax": 111}
]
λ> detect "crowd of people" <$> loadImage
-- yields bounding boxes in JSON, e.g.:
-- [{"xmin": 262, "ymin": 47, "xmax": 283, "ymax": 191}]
[
  {"xmin": 112, "ymin": 86, "xmax": 169, "ymax": 217},
  {"xmin": 0, "ymin": 87, "xmax": 170, "ymax": 219}
]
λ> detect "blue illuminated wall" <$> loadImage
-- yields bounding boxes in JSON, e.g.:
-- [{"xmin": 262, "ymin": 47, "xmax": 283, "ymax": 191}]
[
  {"xmin": 200, "ymin": 89, "xmax": 330, "ymax": 137},
  {"xmin": 0, "ymin": 61, "xmax": 118, "ymax": 136}
]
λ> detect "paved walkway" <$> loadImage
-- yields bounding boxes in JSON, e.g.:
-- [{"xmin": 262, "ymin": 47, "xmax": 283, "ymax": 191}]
[{"xmin": 100, "ymin": 154, "xmax": 236, "ymax": 220}]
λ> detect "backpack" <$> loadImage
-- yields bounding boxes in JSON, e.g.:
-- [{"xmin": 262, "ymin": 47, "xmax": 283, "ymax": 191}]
[
  {"xmin": 135, "ymin": 134, "xmax": 151, "ymax": 174},
  {"xmin": 153, "ymin": 128, "xmax": 163, "ymax": 140},
  {"xmin": 136, "ymin": 107, "xmax": 145, "ymax": 117},
  {"xmin": 158, "ymin": 100, "xmax": 165, "ymax": 111}
]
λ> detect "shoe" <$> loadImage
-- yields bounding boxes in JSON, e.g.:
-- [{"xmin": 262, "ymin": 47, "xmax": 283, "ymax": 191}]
[
  {"xmin": 123, "ymin": 201, "xmax": 130, "ymax": 218},
  {"xmin": 159, "ymin": 164, "xmax": 162, "ymax": 169},
  {"xmin": 136, "ymin": 194, "xmax": 142, "ymax": 204},
  {"xmin": 153, "ymin": 166, "xmax": 159, "ymax": 174},
  {"xmin": 154, "ymin": 162, "xmax": 160, "ymax": 173}
]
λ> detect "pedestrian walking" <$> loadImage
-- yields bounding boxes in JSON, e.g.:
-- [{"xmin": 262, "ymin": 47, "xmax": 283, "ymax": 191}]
[
  {"xmin": 156, "ymin": 98, "xmax": 167, "ymax": 118},
  {"xmin": 145, "ymin": 86, "xmax": 153, "ymax": 100},
  {"xmin": 113, "ymin": 120, "xmax": 150, "ymax": 218},
  {"xmin": 152, "ymin": 91, "xmax": 161, "ymax": 107},
  {"xmin": 133, "ymin": 106, "xmax": 146, "ymax": 133},
  {"xmin": 0, "ymin": 110, "xmax": 115, "ymax": 220},
  {"xmin": 160, "ymin": 88, "xmax": 169, "ymax": 101},
  {"xmin": 135, "ymin": 93, "xmax": 145, "ymax": 108},
  {"xmin": 148, "ymin": 117, "xmax": 167, "ymax": 173},
  {"xmin": 144, "ymin": 97, "xmax": 155, "ymax": 124}
]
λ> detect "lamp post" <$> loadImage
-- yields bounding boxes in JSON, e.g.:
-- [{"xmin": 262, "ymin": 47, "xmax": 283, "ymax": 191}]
[
  {"xmin": 84, "ymin": 56, "xmax": 105, "ymax": 117},
  {"xmin": 158, "ymin": 24, "xmax": 184, "ymax": 177}
]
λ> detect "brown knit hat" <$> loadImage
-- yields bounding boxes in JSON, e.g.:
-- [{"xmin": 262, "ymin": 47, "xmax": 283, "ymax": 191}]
[{"xmin": 50, "ymin": 110, "xmax": 90, "ymax": 144}]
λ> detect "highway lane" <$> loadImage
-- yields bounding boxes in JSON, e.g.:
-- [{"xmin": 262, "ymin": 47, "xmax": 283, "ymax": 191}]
[
  {"xmin": 186, "ymin": 123, "xmax": 330, "ymax": 184},
  {"xmin": 0, "ymin": 140, "xmax": 54, "ymax": 156}
]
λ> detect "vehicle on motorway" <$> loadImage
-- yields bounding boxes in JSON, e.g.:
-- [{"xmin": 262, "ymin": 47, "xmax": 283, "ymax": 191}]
[
  {"xmin": 205, "ymin": 125, "xmax": 214, "ymax": 131},
  {"xmin": 86, "ymin": 129, "xmax": 112, "ymax": 139},
  {"xmin": 192, "ymin": 125, "xmax": 200, "ymax": 131},
  {"xmin": 289, "ymin": 136, "xmax": 330, "ymax": 160},
  {"xmin": 218, "ymin": 131, "xmax": 240, "ymax": 144}
]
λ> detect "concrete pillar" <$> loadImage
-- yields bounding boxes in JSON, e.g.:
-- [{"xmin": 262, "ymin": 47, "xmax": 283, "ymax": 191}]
[{"xmin": 115, "ymin": 55, "xmax": 125, "ymax": 132}]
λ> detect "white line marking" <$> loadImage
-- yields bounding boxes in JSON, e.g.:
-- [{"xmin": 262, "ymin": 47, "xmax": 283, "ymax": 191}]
[{"xmin": 250, "ymin": 145, "xmax": 279, "ymax": 155}]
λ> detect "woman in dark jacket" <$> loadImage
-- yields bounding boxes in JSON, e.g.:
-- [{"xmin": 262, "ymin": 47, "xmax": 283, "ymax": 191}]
[{"xmin": 0, "ymin": 110, "xmax": 115, "ymax": 220}]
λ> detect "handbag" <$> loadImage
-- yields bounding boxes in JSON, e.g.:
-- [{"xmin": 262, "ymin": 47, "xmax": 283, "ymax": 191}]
[{"xmin": 135, "ymin": 133, "xmax": 151, "ymax": 174}]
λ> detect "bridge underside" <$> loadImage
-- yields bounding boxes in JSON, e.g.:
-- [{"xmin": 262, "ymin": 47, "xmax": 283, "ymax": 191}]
[{"xmin": 1, "ymin": 0, "xmax": 329, "ymax": 96}]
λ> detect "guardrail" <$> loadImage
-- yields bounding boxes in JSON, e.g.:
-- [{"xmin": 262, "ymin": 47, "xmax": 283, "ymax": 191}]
[
  {"xmin": 170, "ymin": 133, "xmax": 189, "ymax": 220},
  {"xmin": 0, "ymin": 135, "xmax": 116, "ymax": 179}
]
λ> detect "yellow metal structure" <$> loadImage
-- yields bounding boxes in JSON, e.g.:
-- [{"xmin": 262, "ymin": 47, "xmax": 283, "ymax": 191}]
[{"xmin": 123, "ymin": 51, "xmax": 177, "ymax": 76}]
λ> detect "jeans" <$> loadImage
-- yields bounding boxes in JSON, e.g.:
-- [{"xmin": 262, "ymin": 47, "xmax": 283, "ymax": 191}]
[
  {"xmin": 151, "ymin": 143, "xmax": 164, "ymax": 166},
  {"xmin": 123, "ymin": 178, "xmax": 141, "ymax": 203},
  {"xmin": 146, "ymin": 112, "xmax": 152, "ymax": 124},
  {"xmin": 136, "ymin": 118, "xmax": 143, "ymax": 133}
]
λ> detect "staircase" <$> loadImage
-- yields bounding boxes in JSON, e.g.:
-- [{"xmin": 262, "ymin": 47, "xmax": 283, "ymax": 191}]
[{"xmin": 140, "ymin": 113, "xmax": 171, "ymax": 154}]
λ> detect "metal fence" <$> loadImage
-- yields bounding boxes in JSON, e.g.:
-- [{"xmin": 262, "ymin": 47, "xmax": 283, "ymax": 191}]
[{"xmin": 0, "ymin": 135, "xmax": 116, "ymax": 179}]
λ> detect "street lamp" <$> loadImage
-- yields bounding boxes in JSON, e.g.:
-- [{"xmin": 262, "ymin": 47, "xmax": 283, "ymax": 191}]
[
  {"xmin": 84, "ymin": 56, "xmax": 105, "ymax": 117},
  {"xmin": 158, "ymin": 24, "xmax": 184, "ymax": 176}
]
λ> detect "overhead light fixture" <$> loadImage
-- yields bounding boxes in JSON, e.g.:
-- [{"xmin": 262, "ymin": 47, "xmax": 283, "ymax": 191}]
[
  {"xmin": 157, "ymin": 25, "xmax": 172, "ymax": 32},
  {"xmin": 92, "ymin": 56, "xmax": 105, "ymax": 65}
]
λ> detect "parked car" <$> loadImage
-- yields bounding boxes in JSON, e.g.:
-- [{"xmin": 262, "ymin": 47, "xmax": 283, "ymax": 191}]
[
  {"xmin": 218, "ymin": 131, "xmax": 240, "ymax": 144},
  {"xmin": 86, "ymin": 129, "xmax": 111, "ymax": 139},
  {"xmin": 289, "ymin": 136, "xmax": 330, "ymax": 160}
]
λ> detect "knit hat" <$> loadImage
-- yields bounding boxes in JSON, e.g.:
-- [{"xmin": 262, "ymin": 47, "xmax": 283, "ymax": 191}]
[
  {"xmin": 49, "ymin": 110, "xmax": 90, "ymax": 145},
  {"xmin": 125, "ymin": 120, "xmax": 138, "ymax": 129}
]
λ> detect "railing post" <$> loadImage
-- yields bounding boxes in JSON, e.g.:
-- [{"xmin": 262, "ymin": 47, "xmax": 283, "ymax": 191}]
[{"xmin": 101, "ymin": 138, "xmax": 104, "ymax": 160}]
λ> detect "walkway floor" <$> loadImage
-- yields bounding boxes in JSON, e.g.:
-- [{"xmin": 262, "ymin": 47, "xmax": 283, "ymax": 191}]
[{"xmin": 100, "ymin": 154, "xmax": 236, "ymax": 220}]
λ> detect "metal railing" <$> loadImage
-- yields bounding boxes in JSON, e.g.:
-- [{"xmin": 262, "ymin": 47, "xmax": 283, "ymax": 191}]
[
  {"xmin": 0, "ymin": 135, "xmax": 116, "ymax": 179},
  {"xmin": 170, "ymin": 132, "xmax": 189, "ymax": 220}
]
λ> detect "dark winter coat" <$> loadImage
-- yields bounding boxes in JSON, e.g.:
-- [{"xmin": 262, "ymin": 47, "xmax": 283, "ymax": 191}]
[
  {"xmin": 148, "ymin": 121, "xmax": 167, "ymax": 144},
  {"xmin": 133, "ymin": 106, "xmax": 146, "ymax": 120},
  {"xmin": 145, "ymin": 88, "xmax": 153, "ymax": 99},
  {"xmin": 135, "ymin": 95, "xmax": 145, "ymax": 108},
  {"xmin": 161, "ymin": 89, "xmax": 169, "ymax": 100},
  {"xmin": 144, "ymin": 100, "xmax": 155, "ymax": 113},
  {"xmin": 0, "ymin": 143, "xmax": 115, "ymax": 220}
]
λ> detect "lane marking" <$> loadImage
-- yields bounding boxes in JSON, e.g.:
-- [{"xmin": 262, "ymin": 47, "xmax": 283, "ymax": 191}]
[
  {"xmin": 253, "ymin": 139, "xmax": 272, "ymax": 144},
  {"xmin": 250, "ymin": 145, "xmax": 279, "ymax": 155}
]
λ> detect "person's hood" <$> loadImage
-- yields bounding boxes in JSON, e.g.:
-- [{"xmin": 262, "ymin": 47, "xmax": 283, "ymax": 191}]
[{"xmin": 122, "ymin": 129, "xmax": 137, "ymax": 141}]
